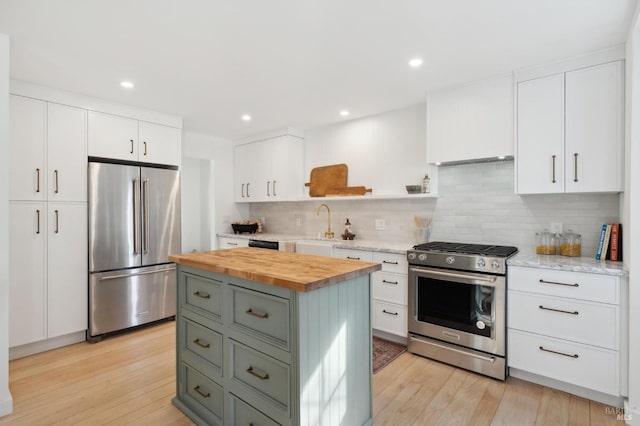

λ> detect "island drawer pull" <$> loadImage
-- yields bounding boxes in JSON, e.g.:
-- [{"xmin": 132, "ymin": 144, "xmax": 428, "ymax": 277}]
[
  {"xmin": 246, "ymin": 366, "xmax": 269, "ymax": 381},
  {"xmin": 193, "ymin": 385, "xmax": 210, "ymax": 398},
  {"xmin": 245, "ymin": 308, "xmax": 269, "ymax": 319},
  {"xmin": 347, "ymin": 256, "xmax": 361, "ymax": 260},
  {"xmin": 382, "ymin": 279, "xmax": 398, "ymax": 285},
  {"xmin": 539, "ymin": 279, "xmax": 579, "ymax": 287},
  {"xmin": 193, "ymin": 291, "xmax": 210, "ymax": 299},
  {"xmin": 539, "ymin": 346, "xmax": 579, "ymax": 359},
  {"xmin": 382, "ymin": 309, "xmax": 398, "ymax": 316},
  {"xmin": 193, "ymin": 338, "xmax": 210, "ymax": 349},
  {"xmin": 383, "ymin": 260, "xmax": 399, "ymax": 265},
  {"xmin": 538, "ymin": 305, "xmax": 579, "ymax": 315}
]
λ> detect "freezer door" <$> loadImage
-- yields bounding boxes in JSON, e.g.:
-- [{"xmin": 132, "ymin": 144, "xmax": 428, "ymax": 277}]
[
  {"xmin": 88, "ymin": 162, "xmax": 141, "ymax": 272},
  {"xmin": 141, "ymin": 167, "xmax": 181, "ymax": 266},
  {"xmin": 88, "ymin": 264, "xmax": 176, "ymax": 337}
]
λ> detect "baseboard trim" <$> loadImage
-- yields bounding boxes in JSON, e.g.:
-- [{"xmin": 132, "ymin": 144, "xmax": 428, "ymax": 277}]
[
  {"xmin": 0, "ymin": 394, "xmax": 13, "ymax": 418},
  {"xmin": 624, "ymin": 400, "xmax": 639, "ymax": 425},
  {"xmin": 9, "ymin": 331, "xmax": 86, "ymax": 360},
  {"xmin": 509, "ymin": 368, "xmax": 624, "ymax": 407}
]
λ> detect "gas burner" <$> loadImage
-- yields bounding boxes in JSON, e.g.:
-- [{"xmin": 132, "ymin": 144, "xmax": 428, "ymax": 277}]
[{"xmin": 413, "ymin": 241, "xmax": 518, "ymax": 258}]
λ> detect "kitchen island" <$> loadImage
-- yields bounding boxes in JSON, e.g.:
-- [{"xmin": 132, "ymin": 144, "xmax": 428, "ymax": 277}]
[{"xmin": 169, "ymin": 247, "xmax": 381, "ymax": 426}]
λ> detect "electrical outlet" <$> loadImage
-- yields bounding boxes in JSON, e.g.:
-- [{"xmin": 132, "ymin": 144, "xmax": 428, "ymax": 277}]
[
  {"xmin": 375, "ymin": 219, "xmax": 386, "ymax": 231},
  {"xmin": 550, "ymin": 222, "xmax": 563, "ymax": 234}
]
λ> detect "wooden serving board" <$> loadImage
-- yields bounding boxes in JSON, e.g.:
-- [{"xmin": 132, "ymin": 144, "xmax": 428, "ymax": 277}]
[
  {"xmin": 305, "ymin": 164, "xmax": 348, "ymax": 197},
  {"xmin": 325, "ymin": 186, "xmax": 372, "ymax": 196}
]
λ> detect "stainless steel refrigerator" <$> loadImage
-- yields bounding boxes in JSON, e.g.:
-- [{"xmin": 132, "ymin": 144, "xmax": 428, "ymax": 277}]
[{"xmin": 88, "ymin": 161, "xmax": 181, "ymax": 341}]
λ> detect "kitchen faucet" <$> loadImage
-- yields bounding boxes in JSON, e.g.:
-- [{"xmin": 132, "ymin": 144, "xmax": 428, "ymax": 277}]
[{"xmin": 316, "ymin": 203, "xmax": 334, "ymax": 239}]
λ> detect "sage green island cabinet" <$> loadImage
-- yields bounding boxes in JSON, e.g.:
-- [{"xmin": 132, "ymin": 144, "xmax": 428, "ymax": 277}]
[{"xmin": 169, "ymin": 247, "xmax": 381, "ymax": 426}]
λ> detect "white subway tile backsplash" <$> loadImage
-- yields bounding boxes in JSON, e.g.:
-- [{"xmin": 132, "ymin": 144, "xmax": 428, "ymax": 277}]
[{"xmin": 249, "ymin": 161, "xmax": 620, "ymax": 256}]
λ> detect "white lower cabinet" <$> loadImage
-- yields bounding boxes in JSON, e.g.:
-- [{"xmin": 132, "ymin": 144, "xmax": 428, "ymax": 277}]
[
  {"xmin": 9, "ymin": 201, "xmax": 87, "ymax": 348},
  {"xmin": 217, "ymin": 236, "xmax": 249, "ymax": 249},
  {"xmin": 507, "ymin": 265, "xmax": 626, "ymax": 402}
]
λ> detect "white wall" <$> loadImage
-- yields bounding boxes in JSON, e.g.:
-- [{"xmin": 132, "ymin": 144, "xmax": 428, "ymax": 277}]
[
  {"xmin": 0, "ymin": 32, "xmax": 13, "ymax": 417},
  {"xmin": 181, "ymin": 131, "xmax": 247, "ymax": 249},
  {"xmin": 625, "ymin": 5, "xmax": 640, "ymax": 424}
]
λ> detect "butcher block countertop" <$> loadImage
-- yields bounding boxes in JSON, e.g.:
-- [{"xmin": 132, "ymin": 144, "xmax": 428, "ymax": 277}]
[{"xmin": 169, "ymin": 247, "xmax": 381, "ymax": 292}]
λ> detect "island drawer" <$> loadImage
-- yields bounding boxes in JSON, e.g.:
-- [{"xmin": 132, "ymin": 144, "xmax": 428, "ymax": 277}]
[
  {"xmin": 181, "ymin": 363, "xmax": 224, "ymax": 425},
  {"xmin": 372, "ymin": 300, "xmax": 407, "ymax": 337},
  {"xmin": 181, "ymin": 318, "xmax": 223, "ymax": 378},
  {"xmin": 508, "ymin": 291, "xmax": 619, "ymax": 349},
  {"xmin": 508, "ymin": 329, "xmax": 619, "ymax": 396},
  {"xmin": 228, "ymin": 393, "xmax": 281, "ymax": 426},
  {"xmin": 508, "ymin": 266, "xmax": 619, "ymax": 304},
  {"xmin": 333, "ymin": 248, "xmax": 373, "ymax": 262},
  {"xmin": 229, "ymin": 339, "xmax": 291, "ymax": 416},
  {"xmin": 373, "ymin": 252, "xmax": 408, "ymax": 274},
  {"xmin": 372, "ymin": 272, "xmax": 407, "ymax": 305},
  {"xmin": 183, "ymin": 272, "xmax": 223, "ymax": 322},
  {"xmin": 230, "ymin": 285, "xmax": 291, "ymax": 351}
]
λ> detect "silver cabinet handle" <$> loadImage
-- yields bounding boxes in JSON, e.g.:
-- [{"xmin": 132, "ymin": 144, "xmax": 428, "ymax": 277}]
[
  {"xmin": 193, "ymin": 338, "xmax": 210, "ymax": 349},
  {"xmin": 36, "ymin": 168, "xmax": 41, "ymax": 193},
  {"xmin": 382, "ymin": 279, "xmax": 398, "ymax": 285},
  {"xmin": 246, "ymin": 366, "xmax": 269, "ymax": 381},
  {"xmin": 142, "ymin": 179, "xmax": 150, "ymax": 254},
  {"xmin": 539, "ymin": 345, "xmax": 579, "ymax": 359},
  {"xmin": 241, "ymin": 183, "xmax": 245, "ymax": 198},
  {"xmin": 273, "ymin": 180, "xmax": 277, "ymax": 196},
  {"xmin": 382, "ymin": 309, "xmax": 398, "ymax": 316},
  {"xmin": 143, "ymin": 141, "xmax": 148, "ymax": 156},
  {"xmin": 133, "ymin": 178, "xmax": 141, "ymax": 254},
  {"xmin": 54, "ymin": 170, "xmax": 59, "ymax": 194},
  {"xmin": 267, "ymin": 181, "xmax": 271, "ymax": 196},
  {"xmin": 54, "ymin": 209, "xmax": 59, "ymax": 233},
  {"xmin": 246, "ymin": 308, "xmax": 269, "ymax": 319},
  {"xmin": 193, "ymin": 291, "xmax": 210, "ymax": 299},
  {"xmin": 193, "ymin": 385, "xmax": 210, "ymax": 398},
  {"xmin": 130, "ymin": 139, "xmax": 134, "ymax": 154},
  {"xmin": 539, "ymin": 279, "xmax": 579, "ymax": 287},
  {"xmin": 551, "ymin": 155, "xmax": 556, "ymax": 183},
  {"xmin": 36, "ymin": 209, "xmax": 40, "ymax": 234},
  {"xmin": 573, "ymin": 153, "xmax": 578, "ymax": 182},
  {"xmin": 539, "ymin": 305, "xmax": 579, "ymax": 315}
]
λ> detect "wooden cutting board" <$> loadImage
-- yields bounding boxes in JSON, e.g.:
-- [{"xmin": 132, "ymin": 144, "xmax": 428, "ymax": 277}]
[
  {"xmin": 305, "ymin": 164, "xmax": 348, "ymax": 197},
  {"xmin": 325, "ymin": 186, "xmax": 372, "ymax": 196}
]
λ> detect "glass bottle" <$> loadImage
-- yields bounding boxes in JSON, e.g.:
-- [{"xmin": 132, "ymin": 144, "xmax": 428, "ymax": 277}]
[{"xmin": 422, "ymin": 174, "xmax": 430, "ymax": 194}]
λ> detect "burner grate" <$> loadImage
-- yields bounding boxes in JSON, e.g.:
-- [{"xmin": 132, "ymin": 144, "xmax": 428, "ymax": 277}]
[{"xmin": 413, "ymin": 241, "xmax": 518, "ymax": 257}]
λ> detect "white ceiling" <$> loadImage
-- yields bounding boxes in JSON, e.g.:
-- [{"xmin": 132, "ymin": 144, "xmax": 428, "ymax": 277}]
[{"xmin": 0, "ymin": 0, "xmax": 637, "ymax": 140}]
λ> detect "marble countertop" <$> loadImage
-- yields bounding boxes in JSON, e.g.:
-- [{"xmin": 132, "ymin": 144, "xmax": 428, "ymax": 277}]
[
  {"xmin": 217, "ymin": 233, "xmax": 413, "ymax": 254},
  {"xmin": 508, "ymin": 253, "xmax": 627, "ymax": 277}
]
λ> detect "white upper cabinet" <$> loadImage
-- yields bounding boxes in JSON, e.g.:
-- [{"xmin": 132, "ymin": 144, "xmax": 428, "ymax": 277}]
[
  {"xmin": 88, "ymin": 111, "xmax": 181, "ymax": 166},
  {"xmin": 427, "ymin": 74, "xmax": 513, "ymax": 164},
  {"xmin": 516, "ymin": 60, "xmax": 624, "ymax": 194},
  {"xmin": 138, "ymin": 121, "xmax": 181, "ymax": 166},
  {"xmin": 234, "ymin": 131, "xmax": 304, "ymax": 202}
]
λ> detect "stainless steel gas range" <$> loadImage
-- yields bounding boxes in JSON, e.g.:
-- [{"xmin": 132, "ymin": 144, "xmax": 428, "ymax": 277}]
[{"xmin": 407, "ymin": 241, "xmax": 518, "ymax": 380}]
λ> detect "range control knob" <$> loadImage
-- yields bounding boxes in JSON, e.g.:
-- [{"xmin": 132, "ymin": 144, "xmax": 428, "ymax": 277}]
[
  {"xmin": 418, "ymin": 253, "xmax": 427, "ymax": 261},
  {"xmin": 492, "ymin": 260, "xmax": 501, "ymax": 269},
  {"xmin": 477, "ymin": 258, "xmax": 486, "ymax": 268},
  {"xmin": 407, "ymin": 253, "xmax": 417, "ymax": 260}
]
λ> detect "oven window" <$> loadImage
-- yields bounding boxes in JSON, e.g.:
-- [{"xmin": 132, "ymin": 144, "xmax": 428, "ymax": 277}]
[{"xmin": 416, "ymin": 275, "xmax": 494, "ymax": 338}]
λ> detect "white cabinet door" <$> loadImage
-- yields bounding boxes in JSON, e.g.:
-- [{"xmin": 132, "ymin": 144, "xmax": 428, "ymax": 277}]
[
  {"xmin": 565, "ymin": 61, "xmax": 624, "ymax": 193},
  {"xmin": 516, "ymin": 73, "xmax": 565, "ymax": 194},
  {"xmin": 88, "ymin": 111, "xmax": 138, "ymax": 161},
  {"xmin": 47, "ymin": 103, "xmax": 87, "ymax": 201},
  {"xmin": 268, "ymin": 136, "xmax": 304, "ymax": 201},
  {"xmin": 9, "ymin": 95, "xmax": 46, "ymax": 201},
  {"xmin": 138, "ymin": 121, "xmax": 181, "ymax": 166},
  {"xmin": 47, "ymin": 203, "xmax": 88, "ymax": 338},
  {"xmin": 234, "ymin": 141, "xmax": 263, "ymax": 202},
  {"xmin": 9, "ymin": 202, "xmax": 47, "ymax": 347}
]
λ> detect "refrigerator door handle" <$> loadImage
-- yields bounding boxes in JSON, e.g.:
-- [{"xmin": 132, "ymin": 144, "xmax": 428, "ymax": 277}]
[
  {"xmin": 133, "ymin": 178, "xmax": 141, "ymax": 254},
  {"xmin": 98, "ymin": 266, "xmax": 176, "ymax": 281},
  {"xmin": 143, "ymin": 179, "xmax": 150, "ymax": 254}
]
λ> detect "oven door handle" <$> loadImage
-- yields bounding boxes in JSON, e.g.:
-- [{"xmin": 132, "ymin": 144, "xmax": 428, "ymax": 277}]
[{"xmin": 410, "ymin": 268, "xmax": 497, "ymax": 284}]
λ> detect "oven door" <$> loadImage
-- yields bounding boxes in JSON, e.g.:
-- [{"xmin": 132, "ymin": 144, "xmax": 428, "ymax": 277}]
[{"xmin": 408, "ymin": 266, "xmax": 505, "ymax": 356}]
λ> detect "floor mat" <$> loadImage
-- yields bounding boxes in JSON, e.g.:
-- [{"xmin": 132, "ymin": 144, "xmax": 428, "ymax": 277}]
[{"xmin": 373, "ymin": 336, "xmax": 406, "ymax": 374}]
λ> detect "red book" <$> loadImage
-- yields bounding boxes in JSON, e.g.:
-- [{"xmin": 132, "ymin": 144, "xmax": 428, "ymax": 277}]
[{"xmin": 610, "ymin": 223, "xmax": 619, "ymax": 261}]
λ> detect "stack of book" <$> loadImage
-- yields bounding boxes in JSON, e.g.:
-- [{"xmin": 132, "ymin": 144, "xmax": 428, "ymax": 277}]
[{"xmin": 595, "ymin": 223, "xmax": 622, "ymax": 261}]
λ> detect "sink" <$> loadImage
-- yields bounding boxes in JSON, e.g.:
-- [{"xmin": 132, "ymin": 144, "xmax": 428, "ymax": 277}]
[{"xmin": 295, "ymin": 240, "xmax": 335, "ymax": 257}]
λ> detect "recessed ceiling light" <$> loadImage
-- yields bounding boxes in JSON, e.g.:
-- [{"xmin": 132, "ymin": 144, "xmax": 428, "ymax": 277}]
[
  {"xmin": 435, "ymin": 162, "xmax": 442, "ymax": 166},
  {"xmin": 120, "ymin": 81, "xmax": 134, "ymax": 89},
  {"xmin": 241, "ymin": 114, "xmax": 251, "ymax": 121},
  {"xmin": 409, "ymin": 58, "xmax": 423, "ymax": 68},
  {"xmin": 340, "ymin": 110, "xmax": 349, "ymax": 117},
  {"xmin": 498, "ymin": 155, "xmax": 506, "ymax": 160}
]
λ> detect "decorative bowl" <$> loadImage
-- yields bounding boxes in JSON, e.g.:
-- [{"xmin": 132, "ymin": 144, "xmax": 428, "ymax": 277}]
[
  {"xmin": 231, "ymin": 223, "xmax": 258, "ymax": 234},
  {"xmin": 406, "ymin": 185, "xmax": 422, "ymax": 194}
]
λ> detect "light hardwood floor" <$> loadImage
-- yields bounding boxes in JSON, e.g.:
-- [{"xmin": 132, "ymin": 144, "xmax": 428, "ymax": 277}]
[{"xmin": 0, "ymin": 322, "xmax": 625, "ymax": 425}]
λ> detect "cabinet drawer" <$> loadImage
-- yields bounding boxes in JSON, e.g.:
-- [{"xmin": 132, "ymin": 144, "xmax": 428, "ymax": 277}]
[
  {"xmin": 508, "ymin": 329, "xmax": 619, "ymax": 396},
  {"xmin": 333, "ymin": 248, "xmax": 373, "ymax": 262},
  {"xmin": 372, "ymin": 300, "xmax": 407, "ymax": 337},
  {"xmin": 184, "ymin": 273, "xmax": 223, "ymax": 322},
  {"xmin": 230, "ymin": 285, "xmax": 290, "ymax": 351},
  {"xmin": 229, "ymin": 393, "xmax": 281, "ymax": 426},
  {"xmin": 508, "ymin": 291, "xmax": 618, "ymax": 349},
  {"xmin": 230, "ymin": 340, "xmax": 290, "ymax": 415},
  {"xmin": 182, "ymin": 318, "xmax": 223, "ymax": 377},
  {"xmin": 508, "ymin": 266, "xmax": 619, "ymax": 304},
  {"xmin": 183, "ymin": 364, "xmax": 224, "ymax": 424},
  {"xmin": 218, "ymin": 236, "xmax": 249, "ymax": 249},
  {"xmin": 372, "ymin": 272, "xmax": 407, "ymax": 305},
  {"xmin": 373, "ymin": 252, "xmax": 408, "ymax": 274}
]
